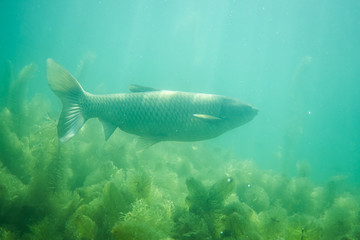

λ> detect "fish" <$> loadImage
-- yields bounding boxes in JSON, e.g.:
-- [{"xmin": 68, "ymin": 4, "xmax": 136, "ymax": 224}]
[{"xmin": 46, "ymin": 58, "xmax": 258, "ymax": 147}]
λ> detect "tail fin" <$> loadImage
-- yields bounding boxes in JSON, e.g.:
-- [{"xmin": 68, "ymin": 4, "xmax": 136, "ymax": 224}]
[{"xmin": 47, "ymin": 58, "xmax": 86, "ymax": 142}]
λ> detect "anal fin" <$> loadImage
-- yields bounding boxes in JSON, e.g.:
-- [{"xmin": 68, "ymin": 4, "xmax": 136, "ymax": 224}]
[{"xmin": 136, "ymin": 137, "xmax": 160, "ymax": 152}]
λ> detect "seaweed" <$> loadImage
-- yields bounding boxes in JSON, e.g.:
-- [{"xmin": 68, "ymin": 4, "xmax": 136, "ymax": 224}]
[
  {"xmin": 0, "ymin": 61, "xmax": 359, "ymax": 239},
  {"xmin": 66, "ymin": 214, "xmax": 97, "ymax": 240},
  {"xmin": 127, "ymin": 169, "xmax": 153, "ymax": 200},
  {"xmin": 185, "ymin": 176, "xmax": 234, "ymax": 216},
  {"xmin": 0, "ymin": 61, "xmax": 13, "ymax": 108},
  {"xmin": 7, "ymin": 62, "xmax": 37, "ymax": 138},
  {"xmin": 179, "ymin": 177, "xmax": 236, "ymax": 239},
  {"xmin": 112, "ymin": 199, "xmax": 174, "ymax": 240},
  {"xmin": 286, "ymin": 214, "xmax": 323, "ymax": 239},
  {"xmin": 221, "ymin": 202, "xmax": 259, "ymax": 239},
  {"xmin": 287, "ymin": 177, "xmax": 314, "ymax": 215},
  {"xmin": 296, "ymin": 160, "xmax": 312, "ymax": 178},
  {"xmin": 242, "ymin": 185, "xmax": 270, "ymax": 213},
  {"xmin": 185, "ymin": 177, "xmax": 209, "ymax": 215},
  {"xmin": 172, "ymin": 210, "xmax": 211, "ymax": 240},
  {"xmin": 322, "ymin": 195, "xmax": 359, "ymax": 239},
  {"xmin": 257, "ymin": 206, "xmax": 288, "ymax": 239}
]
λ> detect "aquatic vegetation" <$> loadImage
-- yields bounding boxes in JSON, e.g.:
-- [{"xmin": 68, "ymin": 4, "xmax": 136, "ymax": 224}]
[
  {"xmin": 221, "ymin": 201, "xmax": 260, "ymax": 239},
  {"xmin": 4, "ymin": 61, "xmax": 37, "ymax": 138},
  {"xmin": 286, "ymin": 214, "xmax": 323, "ymax": 239},
  {"xmin": 0, "ymin": 62, "xmax": 359, "ymax": 239},
  {"xmin": 0, "ymin": 61, "xmax": 12, "ymax": 108},
  {"xmin": 257, "ymin": 206, "xmax": 288, "ymax": 239},
  {"xmin": 242, "ymin": 185, "xmax": 270, "ymax": 213},
  {"xmin": 321, "ymin": 195, "xmax": 359, "ymax": 239},
  {"xmin": 127, "ymin": 169, "xmax": 153, "ymax": 200},
  {"xmin": 296, "ymin": 160, "xmax": 312, "ymax": 178},
  {"xmin": 286, "ymin": 177, "xmax": 315, "ymax": 215},
  {"xmin": 112, "ymin": 199, "xmax": 173, "ymax": 240}
]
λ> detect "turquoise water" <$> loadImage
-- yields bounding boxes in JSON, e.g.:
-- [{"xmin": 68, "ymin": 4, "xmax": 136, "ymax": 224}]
[{"xmin": 1, "ymin": 1, "xmax": 360, "ymax": 239}]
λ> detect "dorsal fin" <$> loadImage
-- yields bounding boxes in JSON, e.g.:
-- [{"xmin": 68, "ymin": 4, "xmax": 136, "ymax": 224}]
[{"xmin": 129, "ymin": 84, "xmax": 159, "ymax": 93}]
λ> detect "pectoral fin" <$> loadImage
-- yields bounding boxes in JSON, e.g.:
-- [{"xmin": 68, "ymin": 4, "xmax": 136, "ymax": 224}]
[
  {"xmin": 193, "ymin": 114, "xmax": 222, "ymax": 122},
  {"xmin": 100, "ymin": 119, "xmax": 117, "ymax": 141}
]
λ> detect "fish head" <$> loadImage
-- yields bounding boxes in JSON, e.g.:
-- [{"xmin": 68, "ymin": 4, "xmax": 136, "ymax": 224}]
[{"xmin": 220, "ymin": 97, "xmax": 258, "ymax": 128}]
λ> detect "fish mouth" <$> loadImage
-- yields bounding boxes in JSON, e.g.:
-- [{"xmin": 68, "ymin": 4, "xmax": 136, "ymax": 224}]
[{"xmin": 252, "ymin": 106, "xmax": 259, "ymax": 115}]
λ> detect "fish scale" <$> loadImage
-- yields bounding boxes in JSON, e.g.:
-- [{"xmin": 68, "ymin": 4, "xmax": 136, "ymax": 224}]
[{"xmin": 84, "ymin": 92, "xmax": 218, "ymax": 139}]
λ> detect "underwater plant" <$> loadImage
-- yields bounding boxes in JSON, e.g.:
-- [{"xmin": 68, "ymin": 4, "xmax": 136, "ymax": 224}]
[
  {"xmin": 286, "ymin": 214, "xmax": 323, "ymax": 240},
  {"xmin": 241, "ymin": 185, "xmax": 270, "ymax": 213},
  {"xmin": 6, "ymin": 62, "xmax": 37, "ymax": 138},
  {"xmin": 177, "ymin": 177, "xmax": 240, "ymax": 239},
  {"xmin": 221, "ymin": 201, "xmax": 260, "ymax": 239},
  {"xmin": 321, "ymin": 195, "xmax": 359, "ymax": 240},
  {"xmin": 257, "ymin": 206, "xmax": 288, "ymax": 239},
  {"xmin": 0, "ymin": 61, "xmax": 12, "ymax": 108},
  {"xmin": 112, "ymin": 199, "xmax": 174, "ymax": 240},
  {"xmin": 185, "ymin": 176, "xmax": 235, "ymax": 217},
  {"xmin": 0, "ymin": 61, "xmax": 359, "ymax": 239},
  {"xmin": 296, "ymin": 160, "xmax": 312, "ymax": 178},
  {"xmin": 287, "ymin": 177, "xmax": 315, "ymax": 215}
]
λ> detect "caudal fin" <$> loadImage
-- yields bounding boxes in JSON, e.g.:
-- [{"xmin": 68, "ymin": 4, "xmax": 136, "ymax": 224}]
[{"xmin": 47, "ymin": 58, "xmax": 86, "ymax": 142}]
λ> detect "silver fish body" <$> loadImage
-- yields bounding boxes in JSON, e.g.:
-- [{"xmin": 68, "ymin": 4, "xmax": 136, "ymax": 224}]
[{"xmin": 47, "ymin": 59, "xmax": 258, "ymax": 146}]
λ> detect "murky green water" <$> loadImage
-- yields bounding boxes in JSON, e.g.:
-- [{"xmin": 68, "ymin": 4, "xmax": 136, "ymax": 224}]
[{"xmin": 1, "ymin": 1, "xmax": 359, "ymax": 239}]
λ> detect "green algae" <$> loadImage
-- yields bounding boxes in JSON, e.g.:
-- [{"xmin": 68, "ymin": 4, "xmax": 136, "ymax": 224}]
[{"xmin": 0, "ymin": 63, "xmax": 360, "ymax": 240}]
